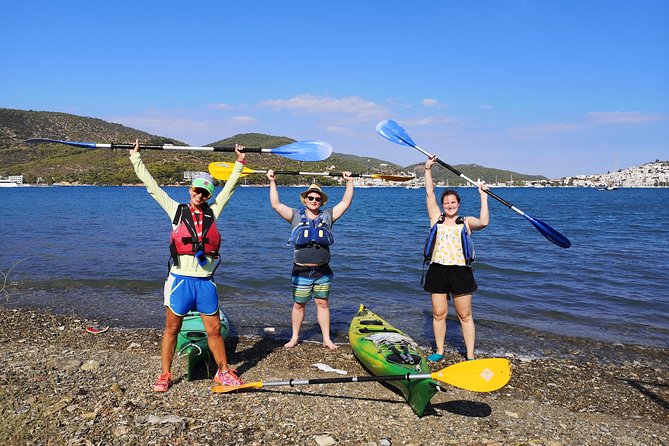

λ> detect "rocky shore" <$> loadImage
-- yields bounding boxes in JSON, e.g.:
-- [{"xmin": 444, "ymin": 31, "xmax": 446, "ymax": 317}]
[{"xmin": 0, "ymin": 306, "xmax": 667, "ymax": 446}]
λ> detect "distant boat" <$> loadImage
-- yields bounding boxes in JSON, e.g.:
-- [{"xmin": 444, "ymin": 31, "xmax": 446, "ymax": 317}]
[
  {"xmin": 0, "ymin": 179, "xmax": 19, "ymax": 188},
  {"xmin": 597, "ymin": 185, "xmax": 619, "ymax": 191}
]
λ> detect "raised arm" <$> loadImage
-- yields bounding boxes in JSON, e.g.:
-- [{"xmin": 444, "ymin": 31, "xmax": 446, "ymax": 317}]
[
  {"xmin": 425, "ymin": 156, "xmax": 442, "ymax": 224},
  {"xmin": 332, "ymin": 171, "xmax": 354, "ymax": 222},
  {"xmin": 266, "ymin": 170, "xmax": 293, "ymax": 222},
  {"xmin": 210, "ymin": 144, "xmax": 246, "ymax": 218},
  {"xmin": 466, "ymin": 183, "xmax": 490, "ymax": 232}
]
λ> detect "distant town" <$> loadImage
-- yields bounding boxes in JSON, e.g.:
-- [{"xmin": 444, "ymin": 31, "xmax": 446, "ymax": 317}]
[{"xmin": 2, "ymin": 161, "xmax": 668, "ymax": 188}]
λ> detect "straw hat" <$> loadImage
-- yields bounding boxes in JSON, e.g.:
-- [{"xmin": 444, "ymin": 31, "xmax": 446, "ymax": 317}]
[{"xmin": 300, "ymin": 183, "xmax": 328, "ymax": 205}]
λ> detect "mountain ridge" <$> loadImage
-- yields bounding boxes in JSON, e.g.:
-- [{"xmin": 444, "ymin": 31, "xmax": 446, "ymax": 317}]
[{"xmin": 1, "ymin": 108, "xmax": 547, "ymax": 185}]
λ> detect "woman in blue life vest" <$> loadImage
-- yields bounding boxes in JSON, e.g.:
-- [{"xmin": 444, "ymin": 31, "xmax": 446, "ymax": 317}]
[
  {"xmin": 423, "ymin": 155, "xmax": 489, "ymax": 362},
  {"xmin": 266, "ymin": 170, "xmax": 354, "ymax": 350},
  {"xmin": 129, "ymin": 140, "xmax": 247, "ymax": 392}
]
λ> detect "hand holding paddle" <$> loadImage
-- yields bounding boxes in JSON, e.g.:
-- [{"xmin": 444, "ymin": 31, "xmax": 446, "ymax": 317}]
[
  {"xmin": 25, "ymin": 138, "xmax": 333, "ymax": 162},
  {"xmin": 211, "ymin": 358, "xmax": 511, "ymax": 394},
  {"xmin": 208, "ymin": 162, "xmax": 415, "ymax": 182},
  {"xmin": 376, "ymin": 120, "xmax": 571, "ymax": 248}
]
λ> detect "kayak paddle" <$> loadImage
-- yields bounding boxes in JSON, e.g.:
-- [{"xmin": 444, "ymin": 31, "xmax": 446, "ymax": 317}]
[
  {"xmin": 24, "ymin": 138, "xmax": 333, "ymax": 162},
  {"xmin": 375, "ymin": 119, "xmax": 571, "ymax": 248},
  {"xmin": 211, "ymin": 357, "xmax": 511, "ymax": 394},
  {"xmin": 208, "ymin": 162, "xmax": 415, "ymax": 182}
]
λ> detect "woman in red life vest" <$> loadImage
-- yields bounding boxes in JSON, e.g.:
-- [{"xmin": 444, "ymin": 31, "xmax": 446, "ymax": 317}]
[
  {"xmin": 129, "ymin": 140, "xmax": 246, "ymax": 391},
  {"xmin": 423, "ymin": 155, "xmax": 489, "ymax": 363}
]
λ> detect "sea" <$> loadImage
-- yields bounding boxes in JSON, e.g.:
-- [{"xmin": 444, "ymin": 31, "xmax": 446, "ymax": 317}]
[{"xmin": 1, "ymin": 185, "xmax": 668, "ymax": 360}]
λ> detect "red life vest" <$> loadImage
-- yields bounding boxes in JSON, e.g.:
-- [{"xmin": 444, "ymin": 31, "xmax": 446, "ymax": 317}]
[{"xmin": 169, "ymin": 204, "xmax": 221, "ymax": 266}]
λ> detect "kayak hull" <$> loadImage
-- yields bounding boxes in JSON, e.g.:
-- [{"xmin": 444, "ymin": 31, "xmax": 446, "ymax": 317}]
[
  {"xmin": 349, "ymin": 304, "xmax": 439, "ymax": 416},
  {"xmin": 176, "ymin": 310, "xmax": 229, "ymax": 381}
]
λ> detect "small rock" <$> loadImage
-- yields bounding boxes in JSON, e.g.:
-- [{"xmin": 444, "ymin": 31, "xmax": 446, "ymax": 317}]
[
  {"xmin": 126, "ymin": 342, "xmax": 141, "ymax": 350},
  {"xmin": 380, "ymin": 439, "xmax": 392, "ymax": 446},
  {"xmin": 110, "ymin": 383, "xmax": 123, "ymax": 394},
  {"xmin": 80, "ymin": 360, "xmax": 99, "ymax": 371},
  {"xmin": 504, "ymin": 410, "xmax": 519, "ymax": 419},
  {"xmin": 315, "ymin": 434, "xmax": 336, "ymax": 446}
]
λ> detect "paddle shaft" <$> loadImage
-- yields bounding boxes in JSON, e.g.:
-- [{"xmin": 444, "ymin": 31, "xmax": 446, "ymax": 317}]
[
  {"xmin": 260, "ymin": 373, "xmax": 432, "ymax": 388},
  {"xmin": 245, "ymin": 169, "xmax": 398, "ymax": 179},
  {"xmin": 415, "ymin": 143, "xmax": 516, "ymax": 209}
]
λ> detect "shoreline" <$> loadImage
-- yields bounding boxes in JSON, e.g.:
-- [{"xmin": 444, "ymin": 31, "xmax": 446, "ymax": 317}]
[{"xmin": 1, "ymin": 305, "xmax": 667, "ymax": 445}]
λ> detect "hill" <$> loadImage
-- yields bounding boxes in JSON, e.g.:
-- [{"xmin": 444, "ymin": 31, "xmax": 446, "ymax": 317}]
[{"xmin": 0, "ymin": 108, "xmax": 545, "ymax": 185}]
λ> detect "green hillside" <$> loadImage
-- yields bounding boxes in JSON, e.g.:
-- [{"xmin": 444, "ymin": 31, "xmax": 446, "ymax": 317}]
[{"xmin": 0, "ymin": 108, "xmax": 546, "ymax": 185}]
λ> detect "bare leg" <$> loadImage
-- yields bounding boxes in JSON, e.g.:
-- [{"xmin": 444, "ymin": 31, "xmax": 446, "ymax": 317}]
[
  {"xmin": 431, "ymin": 293, "xmax": 449, "ymax": 355},
  {"xmin": 285, "ymin": 302, "xmax": 306, "ymax": 348},
  {"xmin": 315, "ymin": 298, "xmax": 338, "ymax": 350},
  {"xmin": 200, "ymin": 312, "xmax": 229, "ymax": 371},
  {"xmin": 453, "ymin": 293, "xmax": 475, "ymax": 359},
  {"xmin": 161, "ymin": 308, "xmax": 184, "ymax": 374}
]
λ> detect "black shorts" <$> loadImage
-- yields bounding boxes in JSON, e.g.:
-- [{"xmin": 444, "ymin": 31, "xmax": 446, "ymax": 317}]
[{"xmin": 423, "ymin": 264, "xmax": 477, "ymax": 296}]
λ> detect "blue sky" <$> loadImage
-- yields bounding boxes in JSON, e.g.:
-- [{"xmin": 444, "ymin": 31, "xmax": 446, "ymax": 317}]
[{"xmin": 2, "ymin": 1, "xmax": 667, "ymax": 178}]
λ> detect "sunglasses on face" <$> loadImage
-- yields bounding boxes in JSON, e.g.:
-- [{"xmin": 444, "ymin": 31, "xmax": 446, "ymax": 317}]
[
  {"xmin": 191, "ymin": 187, "xmax": 211, "ymax": 198},
  {"xmin": 306, "ymin": 195, "xmax": 322, "ymax": 202}
]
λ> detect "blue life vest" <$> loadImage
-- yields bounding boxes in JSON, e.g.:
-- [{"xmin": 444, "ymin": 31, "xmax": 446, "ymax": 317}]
[
  {"xmin": 423, "ymin": 214, "xmax": 475, "ymax": 267},
  {"xmin": 289, "ymin": 207, "xmax": 334, "ymax": 247}
]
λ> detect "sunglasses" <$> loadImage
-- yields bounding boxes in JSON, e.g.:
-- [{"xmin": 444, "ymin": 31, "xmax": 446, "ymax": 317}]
[
  {"xmin": 191, "ymin": 187, "xmax": 211, "ymax": 198},
  {"xmin": 306, "ymin": 195, "xmax": 322, "ymax": 202}
]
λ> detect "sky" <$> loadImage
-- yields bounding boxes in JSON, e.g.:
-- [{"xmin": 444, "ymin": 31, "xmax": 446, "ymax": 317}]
[{"xmin": 1, "ymin": 1, "xmax": 667, "ymax": 178}]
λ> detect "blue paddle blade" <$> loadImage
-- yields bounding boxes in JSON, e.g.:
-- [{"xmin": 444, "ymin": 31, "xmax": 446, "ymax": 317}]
[
  {"xmin": 375, "ymin": 120, "xmax": 417, "ymax": 148},
  {"xmin": 523, "ymin": 214, "xmax": 571, "ymax": 248},
  {"xmin": 25, "ymin": 138, "xmax": 98, "ymax": 148},
  {"xmin": 273, "ymin": 140, "xmax": 332, "ymax": 161}
]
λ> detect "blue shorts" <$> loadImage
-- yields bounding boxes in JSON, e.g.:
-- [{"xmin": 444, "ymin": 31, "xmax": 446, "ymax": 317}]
[
  {"xmin": 291, "ymin": 265, "xmax": 334, "ymax": 303},
  {"xmin": 164, "ymin": 274, "xmax": 219, "ymax": 316}
]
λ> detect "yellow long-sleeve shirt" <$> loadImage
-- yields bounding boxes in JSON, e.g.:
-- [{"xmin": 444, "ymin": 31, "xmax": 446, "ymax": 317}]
[{"xmin": 130, "ymin": 152, "xmax": 244, "ymax": 277}]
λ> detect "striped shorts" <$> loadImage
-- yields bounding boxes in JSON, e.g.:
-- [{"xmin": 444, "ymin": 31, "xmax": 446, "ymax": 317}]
[{"xmin": 291, "ymin": 265, "xmax": 334, "ymax": 303}]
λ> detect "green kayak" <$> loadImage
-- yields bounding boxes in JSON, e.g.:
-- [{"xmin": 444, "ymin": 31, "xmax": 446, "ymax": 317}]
[
  {"xmin": 349, "ymin": 304, "xmax": 439, "ymax": 417},
  {"xmin": 176, "ymin": 310, "xmax": 229, "ymax": 381}
]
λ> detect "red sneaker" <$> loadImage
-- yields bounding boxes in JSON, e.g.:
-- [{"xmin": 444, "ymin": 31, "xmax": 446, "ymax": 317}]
[
  {"xmin": 153, "ymin": 372, "xmax": 173, "ymax": 392},
  {"xmin": 214, "ymin": 368, "xmax": 244, "ymax": 386}
]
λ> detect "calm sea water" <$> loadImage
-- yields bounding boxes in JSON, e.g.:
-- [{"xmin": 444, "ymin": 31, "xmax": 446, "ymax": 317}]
[{"xmin": 1, "ymin": 185, "xmax": 667, "ymax": 358}]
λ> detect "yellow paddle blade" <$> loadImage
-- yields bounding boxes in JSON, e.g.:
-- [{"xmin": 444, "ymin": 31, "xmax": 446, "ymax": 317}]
[
  {"xmin": 431, "ymin": 358, "xmax": 511, "ymax": 392},
  {"xmin": 211, "ymin": 382, "xmax": 263, "ymax": 393},
  {"xmin": 208, "ymin": 162, "xmax": 255, "ymax": 181},
  {"xmin": 370, "ymin": 174, "xmax": 415, "ymax": 182}
]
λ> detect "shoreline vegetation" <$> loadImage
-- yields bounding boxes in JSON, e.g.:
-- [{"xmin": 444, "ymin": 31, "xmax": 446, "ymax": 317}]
[{"xmin": 1, "ymin": 305, "xmax": 667, "ymax": 445}]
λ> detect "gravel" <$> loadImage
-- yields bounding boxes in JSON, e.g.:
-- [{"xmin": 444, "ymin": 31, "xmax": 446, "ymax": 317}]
[{"xmin": 0, "ymin": 306, "xmax": 667, "ymax": 446}]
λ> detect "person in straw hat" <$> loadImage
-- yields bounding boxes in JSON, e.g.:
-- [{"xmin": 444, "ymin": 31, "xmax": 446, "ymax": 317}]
[{"xmin": 266, "ymin": 170, "xmax": 354, "ymax": 350}]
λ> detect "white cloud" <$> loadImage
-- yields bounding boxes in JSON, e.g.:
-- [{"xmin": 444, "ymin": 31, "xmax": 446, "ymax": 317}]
[
  {"xmin": 230, "ymin": 115, "xmax": 258, "ymax": 125},
  {"xmin": 259, "ymin": 94, "xmax": 388, "ymax": 118},
  {"xmin": 422, "ymin": 98, "xmax": 439, "ymax": 106},
  {"xmin": 508, "ymin": 122, "xmax": 584, "ymax": 138},
  {"xmin": 213, "ymin": 103, "xmax": 234, "ymax": 110},
  {"xmin": 586, "ymin": 111, "xmax": 668, "ymax": 124}
]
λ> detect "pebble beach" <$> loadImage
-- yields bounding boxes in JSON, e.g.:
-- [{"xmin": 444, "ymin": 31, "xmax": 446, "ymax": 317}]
[{"xmin": 0, "ymin": 306, "xmax": 667, "ymax": 446}]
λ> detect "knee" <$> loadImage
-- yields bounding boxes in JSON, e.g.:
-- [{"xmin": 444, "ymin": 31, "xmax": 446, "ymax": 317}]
[
  {"xmin": 205, "ymin": 324, "xmax": 222, "ymax": 338},
  {"xmin": 457, "ymin": 312, "xmax": 473, "ymax": 323},
  {"xmin": 314, "ymin": 299, "xmax": 329, "ymax": 309},
  {"xmin": 432, "ymin": 310, "xmax": 447, "ymax": 321},
  {"xmin": 164, "ymin": 322, "xmax": 181, "ymax": 337}
]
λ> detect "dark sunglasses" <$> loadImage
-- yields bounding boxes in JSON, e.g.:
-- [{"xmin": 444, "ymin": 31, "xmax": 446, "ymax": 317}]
[
  {"xmin": 191, "ymin": 187, "xmax": 211, "ymax": 197},
  {"xmin": 306, "ymin": 195, "xmax": 322, "ymax": 202}
]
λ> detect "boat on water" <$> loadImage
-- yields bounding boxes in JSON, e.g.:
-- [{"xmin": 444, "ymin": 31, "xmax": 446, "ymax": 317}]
[
  {"xmin": 176, "ymin": 310, "xmax": 229, "ymax": 380},
  {"xmin": 0, "ymin": 179, "xmax": 19, "ymax": 187},
  {"xmin": 349, "ymin": 304, "xmax": 439, "ymax": 416}
]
